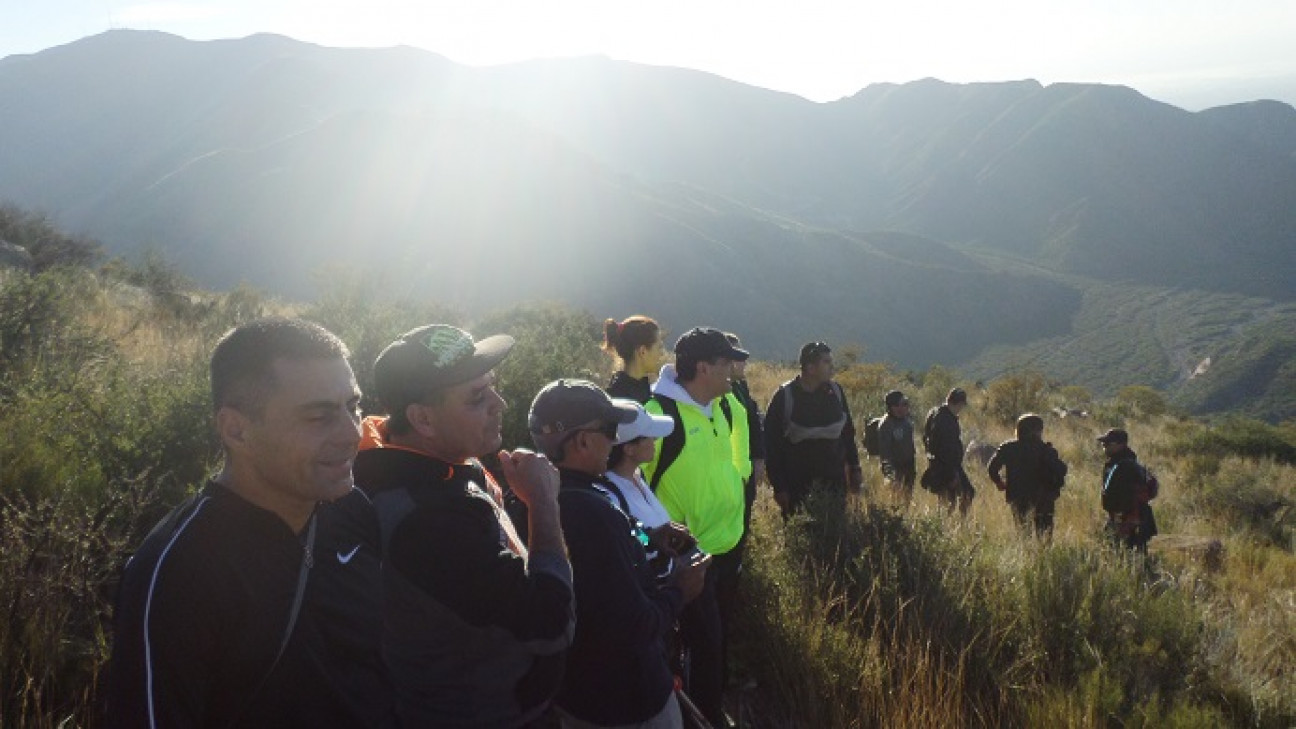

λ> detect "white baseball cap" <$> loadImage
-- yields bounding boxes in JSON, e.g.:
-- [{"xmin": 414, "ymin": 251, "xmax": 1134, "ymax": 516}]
[{"xmin": 613, "ymin": 399, "xmax": 675, "ymax": 445}]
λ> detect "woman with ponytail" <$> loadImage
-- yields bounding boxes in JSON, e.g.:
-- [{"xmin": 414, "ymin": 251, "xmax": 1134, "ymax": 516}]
[{"xmin": 603, "ymin": 315, "xmax": 665, "ymax": 404}]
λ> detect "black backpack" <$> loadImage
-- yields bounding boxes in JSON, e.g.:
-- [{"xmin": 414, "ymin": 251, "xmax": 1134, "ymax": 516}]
[
  {"xmin": 1039, "ymin": 443, "xmax": 1068, "ymax": 490},
  {"xmin": 863, "ymin": 417, "xmax": 884, "ymax": 457},
  {"xmin": 647, "ymin": 394, "xmax": 734, "ymax": 492}
]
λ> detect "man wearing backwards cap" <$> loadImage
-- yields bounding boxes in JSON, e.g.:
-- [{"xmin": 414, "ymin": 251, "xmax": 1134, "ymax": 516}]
[
  {"xmin": 1098, "ymin": 428, "xmax": 1158, "ymax": 552},
  {"xmin": 527, "ymin": 380, "xmax": 708, "ymax": 729},
  {"xmin": 643, "ymin": 326, "xmax": 749, "ymax": 729},
  {"xmin": 352, "ymin": 324, "xmax": 575, "ymax": 728}
]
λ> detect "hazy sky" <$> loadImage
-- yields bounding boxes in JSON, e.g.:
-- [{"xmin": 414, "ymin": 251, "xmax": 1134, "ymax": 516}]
[{"xmin": 5, "ymin": 0, "xmax": 1296, "ymax": 108}]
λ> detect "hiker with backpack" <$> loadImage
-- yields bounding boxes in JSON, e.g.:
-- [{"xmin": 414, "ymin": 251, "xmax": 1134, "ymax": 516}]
[
  {"xmin": 1098, "ymin": 428, "xmax": 1159, "ymax": 552},
  {"xmin": 764, "ymin": 341, "xmax": 863, "ymax": 517},
  {"xmin": 643, "ymin": 327, "xmax": 750, "ymax": 729},
  {"xmin": 604, "ymin": 315, "xmax": 667, "ymax": 404},
  {"xmin": 873, "ymin": 390, "xmax": 917, "ymax": 503},
  {"xmin": 987, "ymin": 413, "xmax": 1068, "ymax": 537},
  {"xmin": 921, "ymin": 388, "xmax": 976, "ymax": 515}
]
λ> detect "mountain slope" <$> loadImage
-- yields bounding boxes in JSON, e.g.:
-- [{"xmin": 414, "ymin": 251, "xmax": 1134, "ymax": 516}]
[{"xmin": 0, "ymin": 31, "xmax": 1292, "ymax": 416}]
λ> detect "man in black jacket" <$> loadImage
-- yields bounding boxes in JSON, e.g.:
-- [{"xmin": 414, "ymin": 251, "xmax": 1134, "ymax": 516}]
[
  {"xmin": 353, "ymin": 324, "xmax": 575, "ymax": 728},
  {"xmin": 765, "ymin": 341, "xmax": 862, "ymax": 516},
  {"xmin": 106, "ymin": 318, "xmax": 394, "ymax": 728},
  {"xmin": 529, "ymin": 379, "xmax": 709, "ymax": 728},
  {"xmin": 988, "ymin": 413, "xmax": 1068, "ymax": 536},
  {"xmin": 1098, "ymin": 428, "xmax": 1158, "ymax": 551},
  {"xmin": 922, "ymin": 388, "xmax": 975, "ymax": 515},
  {"xmin": 877, "ymin": 390, "xmax": 917, "ymax": 502}
]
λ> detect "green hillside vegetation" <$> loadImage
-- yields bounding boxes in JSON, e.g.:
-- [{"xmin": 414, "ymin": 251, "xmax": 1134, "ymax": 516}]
[
  {"xmin": 960, "ymin": 271, "xmax": 1296, "ymax": 422},
  {"xmin": 1, "ymin": 246, "xmax": 1292, "ymax": 727}
]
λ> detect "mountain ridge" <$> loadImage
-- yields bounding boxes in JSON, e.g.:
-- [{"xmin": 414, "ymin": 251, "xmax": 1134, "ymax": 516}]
[{"xmin": 1, "ymin": 31, "xmax": 1292, "ymax": 417}]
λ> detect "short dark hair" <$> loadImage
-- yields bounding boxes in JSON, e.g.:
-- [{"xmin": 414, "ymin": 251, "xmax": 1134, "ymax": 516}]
[
  {"xmin": 946, "ymin": 387, "xmax": 968, "ymax": 405},
  {"xmin": 799, "ymin": 341, "xmax": 831, "ymax": 369},
  {"xmin": 384, "ymin": 388, "xmax": 446, "ymax": 436},
  {"xmin": 675, "ymin": 354, "xmax": 720, "ymax": 382},
  {"xmin": 1016, "ymin": 413, "xmax": 1045, "ymax": 440},
  {"xmin": 210, "ymin": 317, "xmax": 350, "ymax": 419}
]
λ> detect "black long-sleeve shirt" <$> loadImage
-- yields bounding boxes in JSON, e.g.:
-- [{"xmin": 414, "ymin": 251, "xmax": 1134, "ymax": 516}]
[
  {"xmin": 106, "ymin": 483, "xmax": 393, "ymax": 728},
  {"xmin": 923, "ymin": 404, "xmax": 964, "ymax": 468},
  {"xmin": 988, "ymin": 438, "xmax": 1067, "ymax": 503}
]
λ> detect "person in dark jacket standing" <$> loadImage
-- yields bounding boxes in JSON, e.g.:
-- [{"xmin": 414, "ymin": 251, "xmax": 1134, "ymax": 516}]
[
  {"xmin": 765, "ymin": 341, "xmax": 863, "ymax": 516},
  {"xmin": 877, "ymin": 390, "xmax": 917, "ymax": 503},
  {"xmin": 529, "ymin": 379, "xmax": 709, "ymax": 729},
  {"xmin": 921, "ymin": 388, "xmax": 975, "ymax": 515},
  {"xmin": 1098, "ymin": 428, "xmax": 1158, "ymax": 552},
  {"xmin": 988, "ymin": 413, "xmax": 1068, "ymax": 536},
  {"xmin": 604, "ymin": 315, "xmax": 666, "ymax": 404},
  {"xmin": 725, "ymin": 332, "xmax": 765, "ymax": 532},
  {"xmin": 353, "ymin": 324, "xmax": 575, "ymax": 728},
  {"xmin": 106, "ymin": 318, "xmax": 394, "ymax": 728}
]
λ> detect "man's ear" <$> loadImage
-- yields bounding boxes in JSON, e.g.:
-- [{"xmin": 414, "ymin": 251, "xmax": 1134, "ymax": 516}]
[
  {"xmin": 568, "ymin": 430, "xmax": 590, "ymax": 457},
  {"xmin": 405, "ymin": 402, "xmax": 437, "ymax": 438},
  {"xmin": 216, "ymin": 406, "xmax": 250, "ymax": 452}
]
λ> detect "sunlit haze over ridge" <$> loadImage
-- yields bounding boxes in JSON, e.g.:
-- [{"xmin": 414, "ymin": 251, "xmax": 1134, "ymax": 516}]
[{"xmin": 6, "ymin": 0, "xmax": 1296, "ymax": 109}]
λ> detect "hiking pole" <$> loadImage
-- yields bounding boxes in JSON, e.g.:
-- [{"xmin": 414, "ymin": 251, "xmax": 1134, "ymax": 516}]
[{"xmin": 676, "ymin": 687, "xmax": 715, "ymax": 729}]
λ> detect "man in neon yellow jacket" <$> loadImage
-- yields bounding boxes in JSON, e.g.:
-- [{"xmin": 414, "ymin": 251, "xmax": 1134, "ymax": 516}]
[{"xmin": 643, "ymin": 326, "xmax": 748, "ymax": 729}]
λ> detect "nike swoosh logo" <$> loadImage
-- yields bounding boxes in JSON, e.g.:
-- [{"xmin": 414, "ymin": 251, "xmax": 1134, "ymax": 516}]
[{"xmin": 336, "ymin": 545, "xmax": 361, "ymax": 564}]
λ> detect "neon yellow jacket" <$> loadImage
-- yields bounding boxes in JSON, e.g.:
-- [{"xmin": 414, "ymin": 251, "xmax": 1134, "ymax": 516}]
[
  {"xmin": 643, "ymin": 366, "xmax": 746, "ymax": 556},
  {"xmin": 726, "ymin": 392, "xmax": 752, "ymax": 482}
]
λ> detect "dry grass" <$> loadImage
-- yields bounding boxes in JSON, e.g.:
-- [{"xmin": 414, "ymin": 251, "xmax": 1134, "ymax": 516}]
[{"xmin": 1, "ymin": 276, "xmax": 1291, "ymax": 727}]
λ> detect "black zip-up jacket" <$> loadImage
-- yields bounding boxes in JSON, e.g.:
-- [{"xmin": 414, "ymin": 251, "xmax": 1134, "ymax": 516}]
[
  {"xmin": 607, "ymin": 371, "xmax": 653, "ymax": 404},
  {"xmin": 353, "ymin": 446, "xmax": 574, "ymax": 728},
  {"xmin": 1101, "ymin": 448, "xmax": 1144, "ymax": 515},
  {"xmin": 988, "ymin": 438, "xmax": 1067, "ymax": 503},
  {"xmin": 730, "ymin": 378, "xmax": 766, "ymax": 461},
  {"xmin": 106, "ymin": 483, "xmax": 393, "ymax": 728},
  {"xmin": 924, "ymin": 405, "xmax": 964, "ymax": 468},
  {"xmin": 512, "ymin": 468, "xmax": 684, "ymax": 725}
]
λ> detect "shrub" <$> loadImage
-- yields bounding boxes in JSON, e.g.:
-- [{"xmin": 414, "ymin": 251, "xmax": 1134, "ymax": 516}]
[
  {"xmin": 0, "ymin": 203, "xmax": 100, "ymax": 271},
  {"xmin": 475, "ymin": 302, "xmax": 606, "ymax": 450},
  {"xmin": 1170, "ymin": 417, "xmax": 1296, "ymax": 466},
  {"xmin": 1118, "ymin": 385, "xmax": 1170, "ymax": 418},
  {"xmin": 984, "ymin": 370, "xmax": 1049, "ymax": 424}
]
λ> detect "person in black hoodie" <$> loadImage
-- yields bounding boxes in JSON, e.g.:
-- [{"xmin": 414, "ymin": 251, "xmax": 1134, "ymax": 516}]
[
  {"xmin": 921, "ymin": 388, "xmax": 975, "ymax": 515},
  {"xmin": 1098, "ymin": 428, "xmax": 1158, "ymax": 552},
  {"xmin": 603, "ymin": 315, "xmax": 666, "ymax": 404},
  {"xmin": 988, "ymin": 413, "xmax": 1068, "ymax": 536},
  {"xmin": 528, "ymin": 379, "xmax": 709, "ymax": 729}
]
